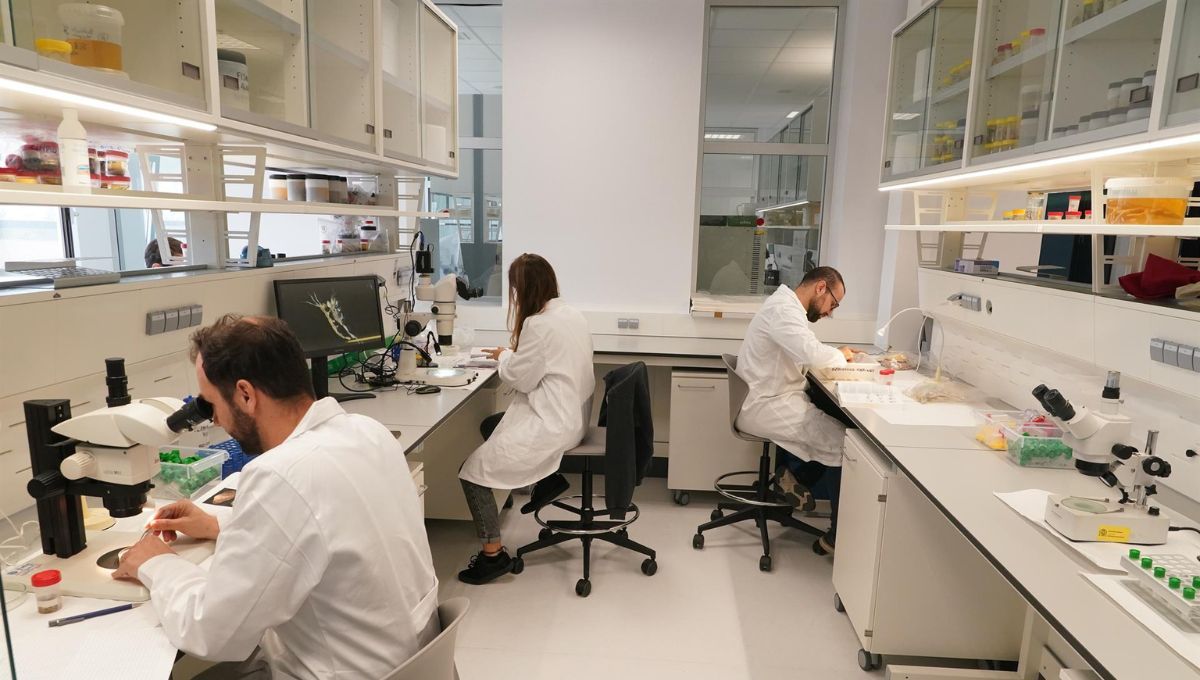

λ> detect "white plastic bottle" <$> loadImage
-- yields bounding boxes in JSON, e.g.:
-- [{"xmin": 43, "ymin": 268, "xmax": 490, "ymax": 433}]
[{"xmin": 57, "ymin": 108, "xmax": 91, "ymax": 193}]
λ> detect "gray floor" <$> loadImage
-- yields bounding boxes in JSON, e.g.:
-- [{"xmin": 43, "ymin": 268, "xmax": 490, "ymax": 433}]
[{"xmin": 428, "ymin": 476, "xmax": 875, "ymax": 680}]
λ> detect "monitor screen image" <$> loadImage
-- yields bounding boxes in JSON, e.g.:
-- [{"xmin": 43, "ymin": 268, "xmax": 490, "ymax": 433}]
[{"xmin": 273, "ymin": 276, "xmax": 386, "ymax": 358}]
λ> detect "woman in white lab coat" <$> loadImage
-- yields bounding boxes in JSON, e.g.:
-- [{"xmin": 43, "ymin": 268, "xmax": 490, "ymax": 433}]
[{"xmin": 456, "ymin": 253, "xmax": 595, "ymax": 584}]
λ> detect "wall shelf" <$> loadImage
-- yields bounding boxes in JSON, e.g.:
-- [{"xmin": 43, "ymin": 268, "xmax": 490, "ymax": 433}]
[
  {"xmin": 886, "ymin": 221, "xmax": 1200, "ymax": 238},
  {"xmin": 1062, "ymin": 0, "xmax": 1164, "ymax": 47},
  {"xmin": 930, "ymin": 79, "xmax": 969, "ymax": 105},
  {"xmin": 0, "ymin": 186, "xmax": 407, "ymax": 217},
  {"xmin": 985, "ymin": 42, "xmax": 1051, "ymax": 80}
]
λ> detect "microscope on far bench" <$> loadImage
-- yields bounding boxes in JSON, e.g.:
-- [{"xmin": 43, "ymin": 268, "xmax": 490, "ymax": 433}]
[
  {"xmin": 2, "ymin": 358, "xmax": 216, "ymax": 601},
  {"xmin": 1033, "ymin": 372, "xmax": 1173, "ymax": 545}
]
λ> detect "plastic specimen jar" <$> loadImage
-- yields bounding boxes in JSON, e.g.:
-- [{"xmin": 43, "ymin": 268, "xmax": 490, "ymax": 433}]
[
  {"xmin": 31, "ymin": 569, "xmax": 63, "ymax": 613},
  {"xmin": 58, "ymin": 3, "xmax": 124, "ymax": 71},
  {"xmin": 1104, "ymin": 177, "xmax": 1194, "ymax": 225}
]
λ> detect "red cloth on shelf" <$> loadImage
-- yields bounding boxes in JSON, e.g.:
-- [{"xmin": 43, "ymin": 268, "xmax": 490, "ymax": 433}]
[{"xmin": 1118, "ymin": 254, "xmax": 1200, "ymax": 300}]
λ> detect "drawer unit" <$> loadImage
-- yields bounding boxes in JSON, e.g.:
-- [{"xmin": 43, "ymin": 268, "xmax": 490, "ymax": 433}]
[{"xmin": 667, "ymin": 370, "xmax": 759, "ymax": 494}]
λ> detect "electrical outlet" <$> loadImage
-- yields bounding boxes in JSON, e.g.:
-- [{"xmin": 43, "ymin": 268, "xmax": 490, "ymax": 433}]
[
  {"xmin": 163, "ymin": 309, "xmax": 180, "ymax": 332},
  {"xmin": 617, "ymin": 318, "xmax": 628, "ymax": 329},
  {"xmin": 627, "ymin": 318, "xmax": 640, "ymax": 330},
  {"xmin": 146, "ymin": 311, "xmax": 166, "ymax": 335},
  {"xmin": 190, "ymin": 304, "xmax": 203, "ymax": 326}
]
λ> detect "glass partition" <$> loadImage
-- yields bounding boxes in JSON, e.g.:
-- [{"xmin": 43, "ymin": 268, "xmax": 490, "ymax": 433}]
[
  {"xmin": 1165, "ymin": 0, "xmax": 1200, "ymax": 127},
  {"xmin": 381, "ymin": 0, "xmax": 421, "ymax": 160},
  {"xmin": 307, "ymin": 0, "xmax": 376, "ymax": 149},
  {"xmin": 971, "ymin": 0, "xmax": 1062, "ymax": 161},
  {"xmin": 214, "ymin": 0, "xmax": 309, "ymax": 129},
  {"xmin": 8, "ymin": 0, "xmax": 209, "ymax": 109},
  {"xmin": 420, "ymin": 4, "xmax": 457, "ymax": 169}
]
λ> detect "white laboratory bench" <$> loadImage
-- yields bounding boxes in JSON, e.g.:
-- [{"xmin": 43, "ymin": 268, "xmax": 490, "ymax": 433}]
[
  {"xmin": 3, "ymin": 359, "xmax": 499, "ymax": 678},
  {"xmin": 807, "ymin": 371, "xmax": 1200, "ymax": 680}
]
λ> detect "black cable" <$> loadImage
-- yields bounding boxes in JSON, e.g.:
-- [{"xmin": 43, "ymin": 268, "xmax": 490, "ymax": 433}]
[{"xmin": 1170, "ymin": 526, "xmax": 1200, "ymax": 535}]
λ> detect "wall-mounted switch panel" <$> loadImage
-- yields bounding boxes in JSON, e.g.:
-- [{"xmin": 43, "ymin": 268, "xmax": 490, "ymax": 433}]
[
  {"xmin": 1150, "ymin": 338, "xmax": 1200, "ymax": 373},
  {"xmin": 617, "ymin": 318, "xmax": 641, "ymax": 330},
  {"xmin": 146, "ymin": 304, "xmax": 204, "ymax": 335}
]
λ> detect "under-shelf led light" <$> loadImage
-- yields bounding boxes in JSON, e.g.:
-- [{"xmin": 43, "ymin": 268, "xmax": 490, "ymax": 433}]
[
  {"xmin": 0, "ymin": 76, "xmax": 217, "ymax": 131},
  {"xmin": 880, "ymin": 132, "xmax": 1200, "ymax": 192},
  {"xmin": 786, "ymin": 110, "xmax": 800, "ymax": 119}
]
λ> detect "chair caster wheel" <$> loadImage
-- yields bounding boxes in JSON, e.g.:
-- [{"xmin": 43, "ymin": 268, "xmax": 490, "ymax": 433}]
[
  {"xmin": 759, "ymin": 555, "xmax": 772, "ymax": 572},
  {"xmin": 834, "ymin": 592, "xmax": 844, "ymax": 613},
  {"xmin": 538, "ymin": 527, "xmax": 554, "ymax": 541},
  {"xmin": 813, "ymin": 539, "xmax": 829, "ymax": 556},
  {"xmin": 575, "ymin": 579, "xmax": 591, "ymax": 597},
  {"xmin": 857, "ymin": 649, "xmax": 882, "ymax": 671},
  {"xmin": 710, "ymin": 508, "xmax": 723, "ymax": 521},
  {"xmin": 641, "ymin": 558, "xmax": 657, "ymax": 576},
  {"xmin": 510, "ymin": 557, "xmax": 524, "ymax": 575},
  {"xmin": 673, "ymin": 491, "xmax": 690, "ymax": 506},
  {"xmin": 692, "ymin": 533, "xmax": 704, "ymax": 549},
  {"xmin": 617, "ymin": 528, "xmax": 628, "ymax": 538}
]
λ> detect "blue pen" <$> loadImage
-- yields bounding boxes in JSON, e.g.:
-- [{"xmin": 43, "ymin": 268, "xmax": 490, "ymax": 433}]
[{"xmin": 48, "ymin": 602, "xmax": 142, "ymax": 628}]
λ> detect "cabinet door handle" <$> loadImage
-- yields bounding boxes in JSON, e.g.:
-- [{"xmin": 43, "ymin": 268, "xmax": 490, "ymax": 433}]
[
  {"xmin": 365, "ymin": 123, "xmax": 376, "ymax": 134},
  {"xmin": 417, "ymin": 484, "xmax": 428, "ymax": 495},
  {"xmin": 676, "ymin": 384, "xmax": 716, "ymax": 391},
  {"xmin": 383, "ymin": 129, "xmax": 393, "ymax": 139}
]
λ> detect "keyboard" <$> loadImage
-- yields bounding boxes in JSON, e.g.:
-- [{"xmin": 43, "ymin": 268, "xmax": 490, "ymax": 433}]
[{"xmin": 1, "ymin": 263, "xmax": 120, "ymax": 289}]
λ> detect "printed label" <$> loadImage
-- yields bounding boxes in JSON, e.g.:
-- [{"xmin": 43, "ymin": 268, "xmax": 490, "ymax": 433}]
[{"xmin": 1097, "ymin": 525, "xmax": 1131, "ymax": 542}]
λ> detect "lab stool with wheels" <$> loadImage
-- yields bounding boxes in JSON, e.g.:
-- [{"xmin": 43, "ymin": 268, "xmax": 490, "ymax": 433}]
[
  {"xmin": 511, "ymin": 362, "xmax": 658, "ymax": 597},
  {"xmin": 691, "ymin": 354, "xmax": 823, "ymax": 572}
]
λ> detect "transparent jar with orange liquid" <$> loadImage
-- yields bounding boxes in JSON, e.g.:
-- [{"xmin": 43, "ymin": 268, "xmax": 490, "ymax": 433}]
[
  {"xmin": 58, "ymin": 3, "xmax": 125, "ymax": 72},
  {"xmin": 1104, "ymin": 177, "xmax": 1194, "ymax": 225}
]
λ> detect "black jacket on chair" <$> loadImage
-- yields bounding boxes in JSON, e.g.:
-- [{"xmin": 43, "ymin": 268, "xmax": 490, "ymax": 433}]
[{"xmin": 598, "ymin": 362, "xmax": 654, "ymax": 519}]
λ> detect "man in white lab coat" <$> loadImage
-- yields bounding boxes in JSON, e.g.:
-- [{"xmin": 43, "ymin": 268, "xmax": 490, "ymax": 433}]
[
  {"xmin": 736, "ymin": 266, "xmax": 856, "ymax": 556},
  {"xmin": 114, "ymin": 315, "xmax": 439, "ymax": 680}
]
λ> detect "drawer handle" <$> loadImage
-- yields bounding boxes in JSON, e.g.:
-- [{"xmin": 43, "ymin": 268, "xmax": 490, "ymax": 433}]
[
  {"xmin": 417, "ymin": 484, "xmax": 428, "ymax": 495},
  {"xmin": 676, "ymin": 384, "xmax": 716, "ymax": 391}
]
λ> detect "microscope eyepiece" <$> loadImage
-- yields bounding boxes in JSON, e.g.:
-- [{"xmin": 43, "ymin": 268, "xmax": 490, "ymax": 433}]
[
  {"xmin": 104, "ymin": 357, "xmax": 131, "ymax": 407},
  {"xmin": 167, "ymin": 397, "xmax": 213, "ymax": 433},
  {"xmin": 1042, "ymin": 389, "xmax": 1076, "ymax": 421}
]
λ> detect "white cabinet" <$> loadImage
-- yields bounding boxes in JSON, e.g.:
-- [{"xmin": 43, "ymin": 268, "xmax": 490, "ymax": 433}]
[
  {"xmin": 307, "ymin": 0, "xmax": 376, "ymax": 150},
  {"xmin": 409, "ymin": 460, "xmax": 426, "ymax": 517},
  {"xmin": 833, "ymin": 431, "xmax": 1026, "ymax": 662},
  {"xmin": 419, "ymin": 3, "xmax": 457, "ymax": 171},
  {"xmin": 381, "ymin": 0, "xmax": 422, "ymax": 161},
  {"xmin": 667, "ymin": 371, "xmax": 759, "ymax": 493}
]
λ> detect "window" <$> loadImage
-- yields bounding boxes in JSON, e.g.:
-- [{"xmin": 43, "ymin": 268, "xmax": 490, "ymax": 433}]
[
  {"xmin": 0, "ymin": 206, "xmax": 64, "ymax": 264},
  {"xmin": 425, "ymin": 1, "xmax": 502, "ymax": 301},
  {"xmin": 696, "ymin": 3, "xmax": 840, "ymax": 297}
]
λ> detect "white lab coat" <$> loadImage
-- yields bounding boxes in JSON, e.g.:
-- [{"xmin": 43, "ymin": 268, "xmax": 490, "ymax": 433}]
[
  {"xmin": 460, "ymin": 299, "xmax": 595, "ymax": 489},
  {"xmin": 735, "ymin": 286, "xmax": 849, "ymax": 467},
  {"xmin": 140, "ymin": 398, "xmax": 439, "ymax": 680}
]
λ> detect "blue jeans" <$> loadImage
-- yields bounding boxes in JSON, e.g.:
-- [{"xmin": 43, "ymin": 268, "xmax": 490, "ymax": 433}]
[{"xmin": 777, "ymin": 448, "xmax": 841, "ymax": 543}]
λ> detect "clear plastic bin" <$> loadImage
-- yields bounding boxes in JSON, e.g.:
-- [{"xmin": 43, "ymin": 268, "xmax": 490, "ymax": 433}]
[
  {"xmin": 152, "ymin": 446, "xmax": 228, "ymax": 500},
  {"xmin": 974, "ymin": 410, "xmax": 1025, "ymax": 450},
  {"xmin": 1002, "ymin": 424, "xmax": 1074, "ymax": 469}
]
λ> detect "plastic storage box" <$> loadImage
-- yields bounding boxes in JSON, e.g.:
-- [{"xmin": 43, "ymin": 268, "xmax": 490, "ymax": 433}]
[
  {"xmin": 152, "ymin": 446, "xmax": 227, "ymax": 500},
  {"xmin": 973, "ymin": 410, "xmax": 1025, "ymax": 450},
  {"xmin": 1104, "ymin": 177, "xmax": 1194, "ymax": 225},
  {"xmin": 1001, "ymin": 424, "xmax": 1073, "ymax": 468}
]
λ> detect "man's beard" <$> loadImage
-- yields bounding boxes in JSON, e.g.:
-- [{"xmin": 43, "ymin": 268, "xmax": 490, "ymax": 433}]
[
  {"xmin": 228, "ymin": 402, "xmax": 265, "ymax": 455},
  {"xmin": 807, "ymin": 308, "xmax": 821, "ymax": 323}
]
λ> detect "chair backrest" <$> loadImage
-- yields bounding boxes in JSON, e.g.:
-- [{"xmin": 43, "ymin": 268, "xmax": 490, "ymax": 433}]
[
  {"xmin": 381, "ymin": 597, "xmax": 470, "ymax": 680},
  {"xmin": 722, "ymin": 354, "xmax": 750, "ymax": 439}
]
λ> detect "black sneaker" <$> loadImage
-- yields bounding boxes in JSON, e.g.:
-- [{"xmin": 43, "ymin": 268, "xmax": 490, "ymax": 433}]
[
  {"xmin": 813, "ymin": 533, "xmax": 835, "ymax": 556},
  {"xmin": 520, "ymin": 473, "xmax": 570, "ymax": 514},
  {"xmin": 457, "ymin": 549, "xmax": 513, "ymax": 585}
]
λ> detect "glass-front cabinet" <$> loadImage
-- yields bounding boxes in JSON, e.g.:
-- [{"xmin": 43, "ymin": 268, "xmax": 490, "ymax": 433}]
[
  {"xmin": 6, "ymin": 0, "xmax": 209, "ymax": 108},
  {"xmin": 882, "ymin": 0, "xmax": 977, "ymax": 180},
  {"xmin": 307, "ymin": 0, "xmax": 376, "ymax": 150},
  {"xmin": 420, "ymin": 3, "xmax": 457, "ymax": 170},
  {"xmin": 381, "ymin": 0, "xmax": 422, "ymax": 161},
  {"xmin": 972, "ymin": 0, "xmax": 1062, "ymax": 161},
  {"xmin": 1165, "ymin": 0, "xmax": 1200, "ymax": 127},
  {"xmin": 214, "ymin": 0, "xmax": 309, "ymax": 130},
  {"xmin": 1046, "ymin": 0, "xmax": 1166, "ymax": 148}
]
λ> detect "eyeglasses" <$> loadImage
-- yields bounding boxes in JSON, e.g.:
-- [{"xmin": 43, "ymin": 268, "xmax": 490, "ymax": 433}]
[{"xmin": 825, "ymin": 287, "xmax": 843, "ymax": 312}]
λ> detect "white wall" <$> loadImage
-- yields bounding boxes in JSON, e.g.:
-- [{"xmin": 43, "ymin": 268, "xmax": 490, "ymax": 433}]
[
  {"xmin": 503, "ymin": 0, "xmax": 705, "ymax": 315},
  {"xmin": 822, "ymin": 0, "xmax": 907, "ymax": 322}
]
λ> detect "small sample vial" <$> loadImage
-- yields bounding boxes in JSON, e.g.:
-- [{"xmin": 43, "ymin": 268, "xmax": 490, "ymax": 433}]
[
  {"xmin": 1155, "ymin": 566, "xmax": 1167, "ymax": 578},
  {"xmin": 1141, "ymin": 557, "xmax": 1153, "ymax": 569},
  {"xmin": 1128, "ymin": 548, "xmax": 1141, "ymax": 559},
  {"xmin": 1170, "ymin": 577, "xmax": 1182, "ymax": 589},
  {"xmin": 31, "ymin": 569, "xmax": 63, "ymax": 614}
]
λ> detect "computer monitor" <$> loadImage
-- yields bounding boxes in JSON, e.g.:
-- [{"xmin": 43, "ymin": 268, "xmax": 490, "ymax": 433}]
[{"xmin": 273, "ymin": 275, "xmax": 387, "ymax": 402}]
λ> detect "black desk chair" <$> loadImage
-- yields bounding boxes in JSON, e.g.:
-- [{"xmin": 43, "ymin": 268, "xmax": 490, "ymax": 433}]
[
  {"xmin": 692, "ymin": 354, "xmax": 822, "ymax": 572},
  {"xmin": 511, "ymin": 362, "xmax": 658, "ymax": 597}
]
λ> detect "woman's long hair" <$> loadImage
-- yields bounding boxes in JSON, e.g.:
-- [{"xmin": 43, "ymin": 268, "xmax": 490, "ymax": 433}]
[{"xmin": 508, "ymin": 253, "xmax": 560, "ymax": 350}]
